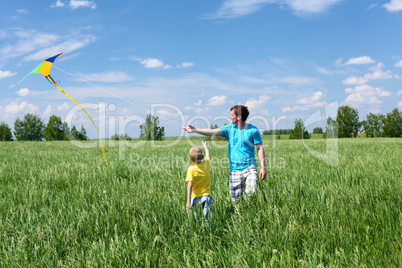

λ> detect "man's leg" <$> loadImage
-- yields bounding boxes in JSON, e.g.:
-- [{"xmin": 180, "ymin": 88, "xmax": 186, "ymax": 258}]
[
  {"xmin": 229, "ymin": 170, "xmax": 246, "ymax": 202},
  {"xmin": 245, "ymin": 166, "xmax": 258, "ymax": 196}
]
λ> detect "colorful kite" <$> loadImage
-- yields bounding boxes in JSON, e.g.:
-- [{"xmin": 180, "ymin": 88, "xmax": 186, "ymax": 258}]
[{"xmin": 18, "ymin": 52, "xmax": 108, "ymax": 165}]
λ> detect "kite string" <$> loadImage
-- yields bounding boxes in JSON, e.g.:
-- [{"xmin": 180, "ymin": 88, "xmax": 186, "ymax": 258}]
[{"xmin": 47, "ymin": 75, "xmax": 108, "ymax": 165}]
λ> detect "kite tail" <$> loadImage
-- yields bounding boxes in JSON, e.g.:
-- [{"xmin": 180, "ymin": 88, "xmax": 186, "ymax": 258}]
[{"xmin": 47, "ymin": 75, "xmax": 108, "ymax": 165}]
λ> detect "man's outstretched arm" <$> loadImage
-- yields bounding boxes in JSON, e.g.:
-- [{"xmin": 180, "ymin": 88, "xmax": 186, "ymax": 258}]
[{"xmin": 182, "ymin": 125, "xmax": 222, "ymax": 136}]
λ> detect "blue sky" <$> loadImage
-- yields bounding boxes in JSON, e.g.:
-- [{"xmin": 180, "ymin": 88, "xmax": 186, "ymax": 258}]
[{"xmin": 1, "ymin": 0, "xmax": 402, "ymax": 138}]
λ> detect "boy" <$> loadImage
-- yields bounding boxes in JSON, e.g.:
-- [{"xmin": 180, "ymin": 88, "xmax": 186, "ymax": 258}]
[{"xmin": 185, "ymin": 140, "xmax": 213, "ymax": 223}]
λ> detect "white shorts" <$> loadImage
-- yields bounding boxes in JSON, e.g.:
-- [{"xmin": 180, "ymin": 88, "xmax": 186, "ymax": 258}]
[{"xmin": 229, "ymin": 166, "xmax": 258, "ymax": 202}]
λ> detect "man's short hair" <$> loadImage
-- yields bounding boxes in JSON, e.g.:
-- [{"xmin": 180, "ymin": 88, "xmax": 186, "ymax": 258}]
[
  {"xmin": 230, "ymin": 105, "xmax": 249, "ymax": 121},
  {"xmin": 189, "ymin": 146, "xmax": 204, "ymax": 162}
]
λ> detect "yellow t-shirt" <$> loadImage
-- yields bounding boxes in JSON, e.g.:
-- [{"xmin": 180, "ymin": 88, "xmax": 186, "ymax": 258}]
[{"xmin": 185, "ymin": 157, "xmax": 211, "ymax": 199}]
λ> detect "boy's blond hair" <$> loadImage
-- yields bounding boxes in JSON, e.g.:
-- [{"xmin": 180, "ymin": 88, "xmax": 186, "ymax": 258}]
[{"xmin": 189, "ymin": 146, "xmax": 204, "ymax": 163}]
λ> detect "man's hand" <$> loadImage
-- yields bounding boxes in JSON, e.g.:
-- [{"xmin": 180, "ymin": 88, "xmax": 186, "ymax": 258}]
[
  {"xmin": 259, "ymin": 167, "xmax": 267, "ymax": 180},
  {"xmin": 182, "ymin": 125, "xmax": 196, "ymax": 133},
  {"xmin": 186, "ymin": 201, "xmax": 191, "ymax": 210}
]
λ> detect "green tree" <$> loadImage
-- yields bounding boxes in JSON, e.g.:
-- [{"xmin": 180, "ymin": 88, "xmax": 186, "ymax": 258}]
[
  {"xmin": 139, "ymin": 114, "xmax": 165, "ymax": 140},
  {"xmin": 70, "ymin": 125, "xmax": 78, "ymax": 140},
  {"xmin": 69, "ymin": 125, "xmax": 88, "ymax": 140},
  {"xmin": 324, "ymin": 117, "xmax": 338, "ymax": 139},
  {"xmin": 0, "ymin": 122, "xmax": 13, "ymax": 141},
  {"xmin": 14, "ymin": 113, "xmax": 45, "ymax": 141},
  {"xmin": 44, "ymin": 115, "xmax": 67, "ymax": 141},
  {"xmin": 78, "ymin": 125, "xmax": 88, "ymax": 140},
  {"xmin": 289, "ymin": 119, "xmax": 311, "ymax": 139},
  {"xmin": 313, "ymin": 127, "xmax": 323, "ymax": 134},
  {"xmin": 382, "ymin": 108, "xmax": 401, "ymax": 137},
  {"xmin": 62, "ymin": 122, "xmax": 70, "ymax": 140},
  {"xmin": 362, "ymin": 113, "xmax": 384, "ymax": 137},
  {"xmin": 111, "ymin": 133, "xmax": 131, "ymax": 140},
  {"xmin": 204, "ymin": 124, "xmax": 226, "ymax": 141},
  {"xmin": 336, "ymin": 105, "xmax": 360, "ymax": 138}
]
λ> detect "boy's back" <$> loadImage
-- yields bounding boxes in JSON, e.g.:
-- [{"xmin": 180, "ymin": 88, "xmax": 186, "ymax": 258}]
[{"xmin": 186, "ymin": 157, "xmax": 211, "ymax": 199}]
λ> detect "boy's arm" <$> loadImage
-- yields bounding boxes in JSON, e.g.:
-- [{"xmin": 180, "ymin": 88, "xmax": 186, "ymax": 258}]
[
  {"xmin": 182, "ymin": 125, "xmax": 222, "ymax": 136},
  {"xmin": 187, "ymin": 181, "xmax": 193, "ymax": 209},
  {"xmin": 202, "ymin": 140, "xmax": 210, "ymax": 159},
  {"xmin": 256, "ymin": 143, "xmax": 266, "ymax": 180}
]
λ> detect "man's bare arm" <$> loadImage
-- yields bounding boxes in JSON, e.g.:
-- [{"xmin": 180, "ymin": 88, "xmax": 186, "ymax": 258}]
[
  {"xmin": 256, "ymin": 143, "xmax": 267, "ymax": 180},
  {"xmin": 182, "ymin": 125, "xmax": 222, "ymax": 136}
]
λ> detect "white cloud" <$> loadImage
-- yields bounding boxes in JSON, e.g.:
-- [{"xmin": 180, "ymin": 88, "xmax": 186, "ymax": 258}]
[
  {"xmin": 50, "ymin": 0, "xmax": 65, "ymax": 8},
  {"xmin": 345, "ymin": 56, "xmax": 375, "ymax": 65},
  {"xmin": 280, "ymin": 76, "xmax": 317, "ymax": 86},
  {"xmin": 76, "ymin": 71, "xmax": 132, "ymax": 83},
  {"xmin": 0, "ymin": 30, "xmax": 59, "ymax": 61},
  {"xmin": 342, "ymin": 76, "xmax": 368, "ymax": 85},
  {"xmin": 296, "ymin": 91, "xmax": 327, "ymax": 107},
  {"xmin": 282, "ymin": 105, "xmax": 309, "ymax": 112},
  {"xmin": 177, "ymin": 62, "xmax": 195, "ymax": 68},
  {"xmin": 398, "ymin": 90, "xmax": 402, "ymax": 96},
  {"xmin": 0, "ymin": 70, "xmax": 17, "ymax": 80},
  {"xmin": 316, "ymin": 67, "xmax": 331, "ymax": 75},
  {"xmin": 205, "ymin": 0, "xmax": 343, "ymax": 19},
  {"xmin": 282, "ymin": 91, "xmax": 327, "ymax": 112},
  {"xmin": 24, "ymin": 35, "xmax": 96, "ymax": 61},
  {"xmin": 17, "ymin": 88, "xmax": 30, "ymax": 97},
  {"xmin": 344, "ymin": 85, "xmax": 392, "ymax": 109},
  {"xmin": 205, "ymin": 0, "xmax": 275, "ymax": 19},
  {"xmin": 0, "ymin": 28, "xmax": 95, "ymax": 62},
  {"xmin": 383, "ymin": 0, "xmax": 402, "ymax": 12},
  {"xmin": 245, "ymin": 95, "xmax": 270, "ymax": 110},
  {"xmin": 207, "ymin": 95, "xmax": 228, "ymax": 106},
  {"xmin": 58, "ymin": 102, "xmax": 71, "ymax": 111},
  {"xmin": 285, "ymin": 0, "xmax": 345, "ymax": 15},
  {"xmin": 43, "ymin": 105, "xmax": 52, "ymax": 117},
  {"xmin": 157, "ymin": 110, "xmax": 179, "ymax": 117},
  {"xmin": 4, "ymin": 101, "xmax": 39, "ymax": 114},
  {"xmin": 140, "ymin": 58, "xmax": 164, "ymax": 68},
  {"xmin": 194, "ymin": 100, "xmax": 202, "ymax": 106},
  {"xmin": 342, "ymin": 63, "xmax": 393, "ymax": 85},
  {"xmin": 69, "ymin": 0, "xmax": 97, "ymax": 9},
  {"xmin": 345, "ymin": 87, "xmax": 354, "ymax": 94},
  {"xmin": 136, "ymin": 57, "xmax": 173, "ymax": 69},
  {"xmin": 395, "ymin": 60, "xmax": 402, "ymax": 67},
  {"xmin": 368, "ymin": 3, "xmax": 378, "ymax": 9},
  {"xmin": 364, "ymin": 69, "xmax": 392, "ymax": 80},
  {"xmin": 17, "ymin": 9, "xmax": 28, "ymax": 14},
  {"xmin": 398, "ymin": 101, "xmax": 402, "ymax": 109}
]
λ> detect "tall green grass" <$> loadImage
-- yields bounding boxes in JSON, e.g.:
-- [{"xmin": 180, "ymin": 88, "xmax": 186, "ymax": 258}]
[{"xmin": 0, "ymin": 137, "xmax": 400, "ymax": 266}]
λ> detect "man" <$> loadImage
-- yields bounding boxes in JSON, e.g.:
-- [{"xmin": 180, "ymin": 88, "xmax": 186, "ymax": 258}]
[{"xmin": 183, "ymin": 105, "xmax": 266, "ymax": 202}]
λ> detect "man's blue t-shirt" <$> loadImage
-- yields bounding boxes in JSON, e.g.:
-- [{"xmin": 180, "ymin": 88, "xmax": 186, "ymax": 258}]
[{"xmin": 220, "ymin": 123, "xmax": 262, "ymax": 172}]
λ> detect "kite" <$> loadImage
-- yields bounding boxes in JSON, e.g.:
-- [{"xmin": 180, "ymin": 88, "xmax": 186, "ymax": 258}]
[{"xmin": 18, "ymin": 52, "xmax": 108, "ymax": 165}]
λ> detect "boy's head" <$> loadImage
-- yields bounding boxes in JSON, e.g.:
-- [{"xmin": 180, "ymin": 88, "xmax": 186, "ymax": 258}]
[{"xmin": 189, "ymin": 146, "xmax": 204, "ymax": 163}]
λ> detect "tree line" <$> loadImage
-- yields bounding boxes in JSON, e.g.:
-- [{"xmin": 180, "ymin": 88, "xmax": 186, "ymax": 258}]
[
  {"xmin": 0, "ymin": 114, "xmax": 88, "ymax": 141},
  {"xmin": 0, "ymin": 113, "xmax": 166, "ymax": 142},
  {"xmin": 1, "ymin": 107, "xmax": 400, "ymax": 141},
  {"xmin": 287, "ymin": 106, "xmax": 401, "ymax": 139}
]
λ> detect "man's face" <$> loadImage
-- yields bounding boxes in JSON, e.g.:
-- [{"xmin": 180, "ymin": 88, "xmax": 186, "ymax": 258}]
[{"xmin": 230, "ymin": 110, "xmax": 240, "ymax": 124}]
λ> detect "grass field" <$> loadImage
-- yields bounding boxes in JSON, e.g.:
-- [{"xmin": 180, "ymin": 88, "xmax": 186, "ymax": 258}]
[{"xmin": 0, "ymin": 137, "xmax": 401, "ymax": 266}]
